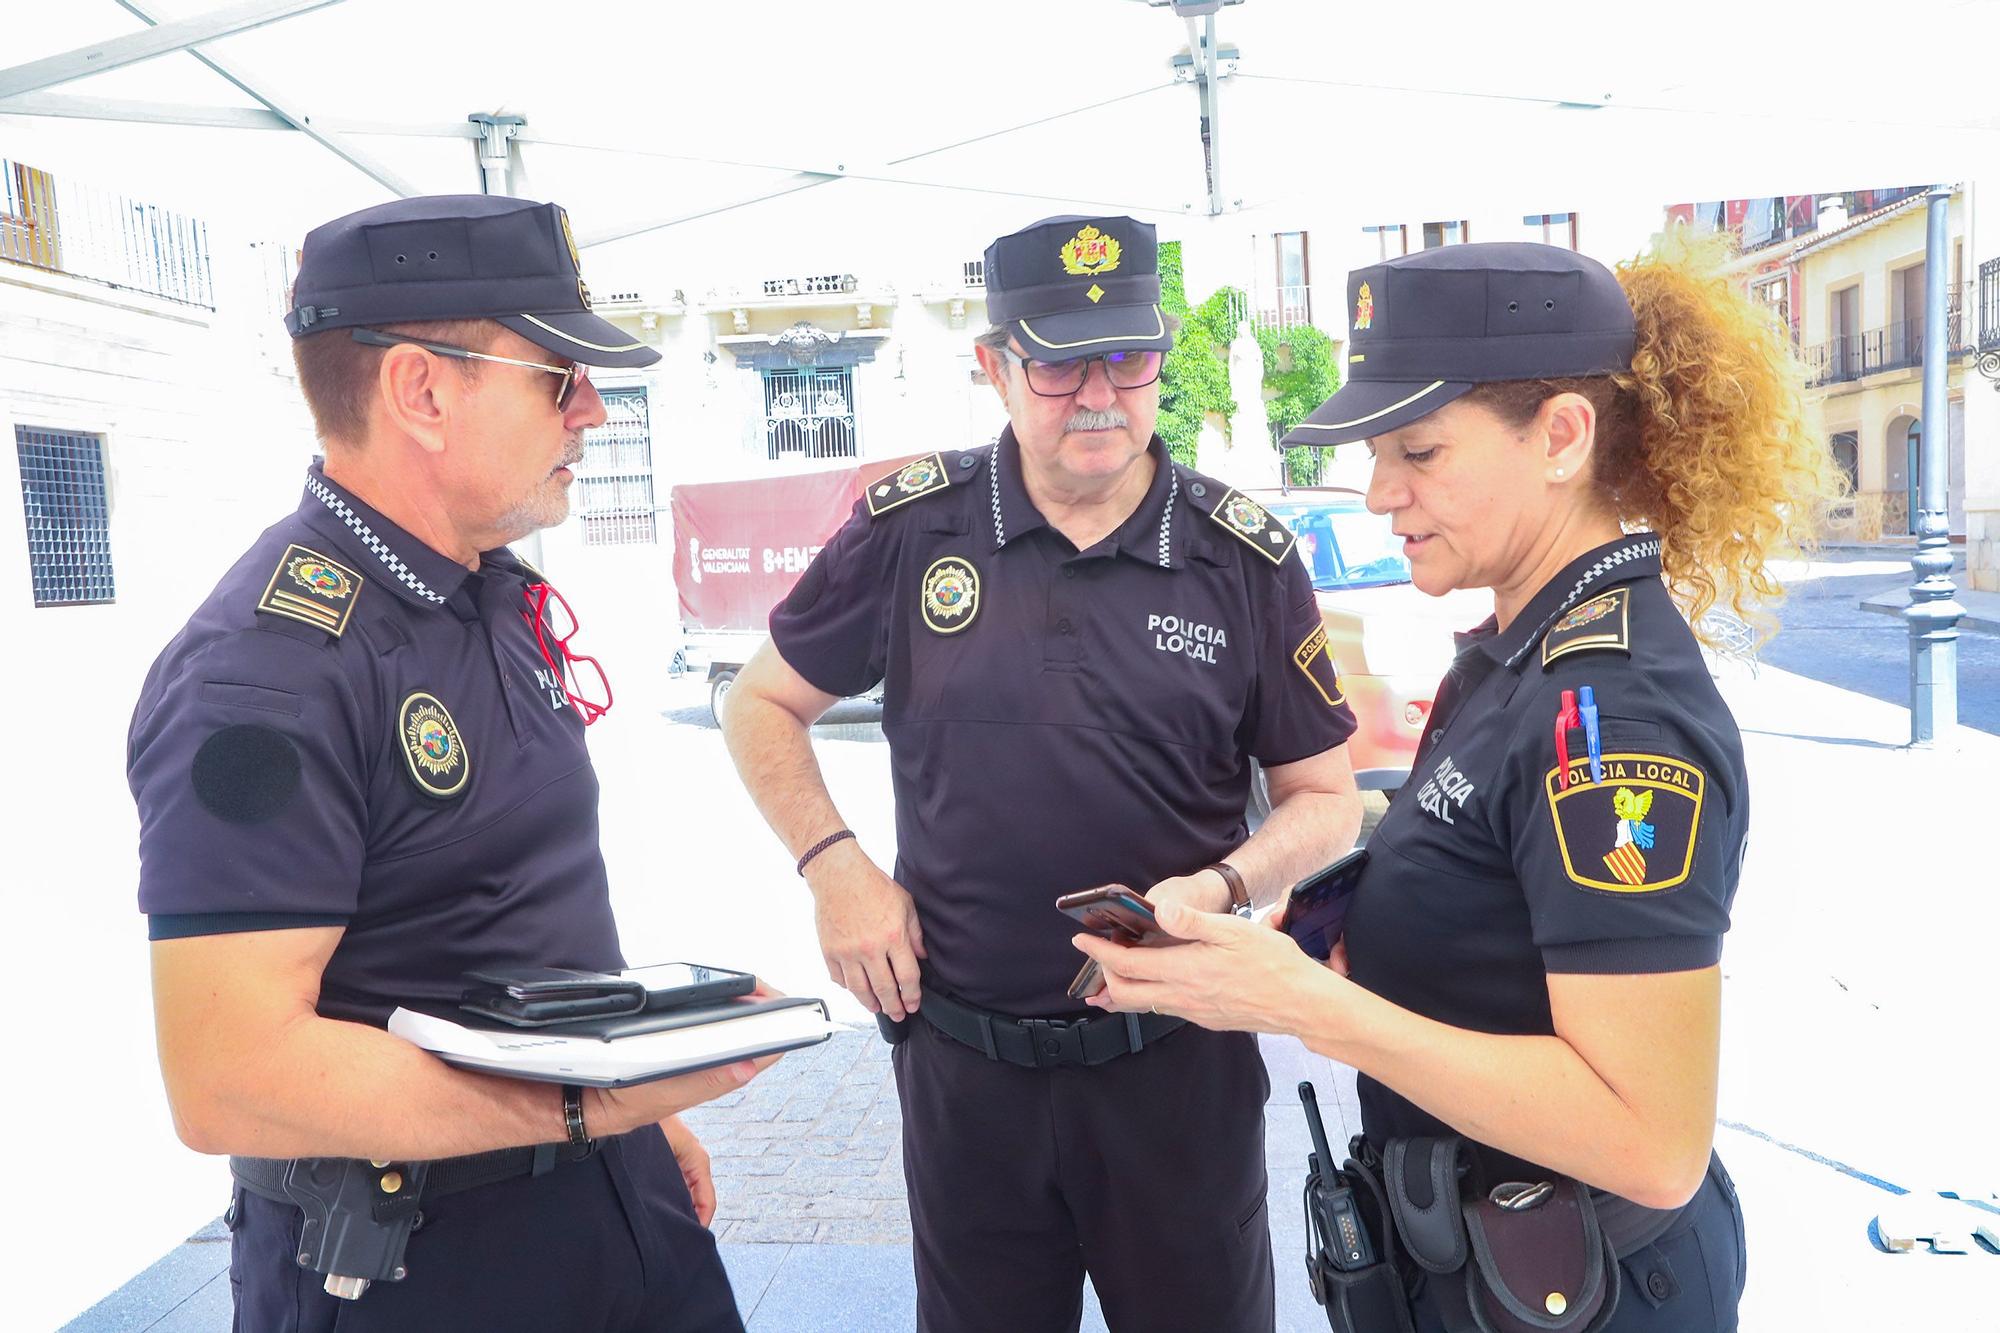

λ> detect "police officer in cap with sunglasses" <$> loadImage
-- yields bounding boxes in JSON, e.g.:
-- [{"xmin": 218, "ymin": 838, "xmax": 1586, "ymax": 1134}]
[
  {"xmin": 128, "ymin": 195, "xmax": 773, "ymax": 1332},
  {"xmin": 722, "ymin": 215, "xmax": 1367, "ymax": 1331}
]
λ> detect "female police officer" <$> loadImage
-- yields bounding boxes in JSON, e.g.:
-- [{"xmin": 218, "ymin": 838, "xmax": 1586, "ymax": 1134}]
[{"xmin": 1075, "ymin": 234, "xmax": 1842, "ymax": 1330}]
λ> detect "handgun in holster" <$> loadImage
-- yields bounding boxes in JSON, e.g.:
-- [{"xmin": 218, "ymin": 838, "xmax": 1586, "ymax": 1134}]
[{"xmin": 281, "ymin": 1156, "xmax": 430, "ymax": 1301}]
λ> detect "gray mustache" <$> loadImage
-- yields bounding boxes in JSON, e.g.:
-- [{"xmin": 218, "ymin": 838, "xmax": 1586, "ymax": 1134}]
[{"xmin": 1064, "ymin": 408, "xmax": 1129, "ymax": 432}]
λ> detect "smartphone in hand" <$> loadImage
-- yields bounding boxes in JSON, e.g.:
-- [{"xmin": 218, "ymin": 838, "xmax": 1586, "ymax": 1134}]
[
  {"xmin": 1056, "ymin": 884, "xmax": 1166, "ymax": 942},
  {"xmin": 1280, "ymin": 849, "xmax": 1368, "ymax": 961}
]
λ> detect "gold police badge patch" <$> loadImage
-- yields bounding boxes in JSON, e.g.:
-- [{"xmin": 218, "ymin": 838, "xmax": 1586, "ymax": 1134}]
[
  {"xmin": 258, "ymin": 544, "xmax": 363, "ymax": 638},
  {"xmin": 921, "ymin": 557, "xmax": 980, "ymax": 635},
  {"xmin": 1543, "ymin": 588, "xmax": 1632, "ymax": 667},
  {"xmin": 865, "ymin": 452, "xmax": 950, "ymax": 516},
  {"xmin": 399, "ymin": 691, "xmax": 470, "ymax": 799},
  {"xmin": 1205, "ymin": 487, "xmax": 1297, "ymax": 566},
  {"xmin": 1543, "ymin": 752, "xmax": 1704, "ymax": 893},
  {"xmin": 1060, "ymin": 224, "xmax": 1122, "ymax": 277}
]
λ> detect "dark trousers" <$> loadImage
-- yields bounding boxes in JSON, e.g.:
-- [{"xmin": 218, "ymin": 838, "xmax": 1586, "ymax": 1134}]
[
  {"xmin": 893, "ymin": 1017, "xmax": 1276, "ymax": 1333},
  {"xmin": 1410, "ymin": 1154, "xmax": 1748, "ymax": 1333},
  {"xmin": 229, "ymin": 1128, "xmax": 742, "ymax": 1333}
]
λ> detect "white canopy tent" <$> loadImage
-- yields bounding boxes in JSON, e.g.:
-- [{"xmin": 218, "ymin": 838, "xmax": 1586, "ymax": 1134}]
[{"xmin": 6, "ymin": 0, "xmax": 2000, "ymax": 289}]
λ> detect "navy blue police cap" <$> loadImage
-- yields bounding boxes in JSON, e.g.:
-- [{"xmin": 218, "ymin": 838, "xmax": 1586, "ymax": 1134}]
[
  {"xmin": 983, "ymin": 215, "xmax": 1171, "ymax": 359},
  {"xmin": 1281, "ymin": 242, "xmax": 1635, "ymax": 447},
  {"xmin": 284, "ymin": 194, "xmax": 660, "ymax": 368}
]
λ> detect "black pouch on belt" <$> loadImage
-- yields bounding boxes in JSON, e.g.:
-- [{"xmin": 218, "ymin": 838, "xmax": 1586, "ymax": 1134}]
[
  {"xmin": 1384, "ymin": 1136, "xmax": 1621, "ymax": 1333},
  {"xmin": 875, "ymin": 1012, "xmax": 913, "ymax": 1045}
]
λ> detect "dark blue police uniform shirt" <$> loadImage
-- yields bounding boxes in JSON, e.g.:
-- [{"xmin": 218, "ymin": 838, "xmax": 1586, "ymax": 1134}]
[
  {"xmin": 770, "ymin": 430, "xmax": 1357, "ymax": 1015},
  {"xmin": 128, "ymin": 464, "xmax": 622, "ymax": 1026},
  {"xmin": 1344, "ymin": 534, "xmax": 1749, "ymax": 1183}
]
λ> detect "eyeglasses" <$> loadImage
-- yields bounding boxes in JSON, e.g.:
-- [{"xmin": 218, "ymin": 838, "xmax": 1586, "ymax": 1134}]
[
  {"xmin": 521, "ymin": 581, "xmax": 613, "ymax": 725},
  {"xmin": 1001, "ymin": 347, "xmax": 1163, "ymax": 397},
  {"xmin": 350, "ymin": 328, "xmax": 591, "ymax": 411}
]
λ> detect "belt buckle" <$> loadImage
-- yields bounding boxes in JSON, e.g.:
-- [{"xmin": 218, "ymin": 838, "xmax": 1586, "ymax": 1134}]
[{"xmin": 1019, "ymin": 1017, "xmax": 1085, "ymax": 1068}]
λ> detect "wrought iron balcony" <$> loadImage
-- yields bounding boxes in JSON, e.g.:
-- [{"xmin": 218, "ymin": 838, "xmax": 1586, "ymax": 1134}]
[
  {"xmin": 1980, "ymin": 257, "xmax": 2000, "ymax": 355},
  {"xmin": 1, "ymin": 158, "xmax": 214, "ymax": 308},
  {"xmin": 1802, "ymin": 284, "xmax": 1972, "ymax": 388}
]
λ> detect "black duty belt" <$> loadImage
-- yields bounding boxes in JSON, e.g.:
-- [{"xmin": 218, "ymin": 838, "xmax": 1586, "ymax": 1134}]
[
  {"xmin": 231, "ymin": 1138, "xmax": 599, "ymax": 1207},
  {"xmin": 915, "ymin": 990, "xmax": 1185, "ymax": 1069}
]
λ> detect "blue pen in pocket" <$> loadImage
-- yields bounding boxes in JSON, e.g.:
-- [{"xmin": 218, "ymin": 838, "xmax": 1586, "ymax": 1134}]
[{"xmin": 1577, "ymin": 685, "xmax": 1603, "ymax": 784}]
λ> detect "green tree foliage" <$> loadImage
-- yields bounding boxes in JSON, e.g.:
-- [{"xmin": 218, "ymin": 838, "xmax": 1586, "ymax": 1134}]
[
  {"xmin": 1253, "ymin": 323, "xmax": 1342, "ymax": 485},
  {"xmin": 1157, "ymin": 241, "xmax": 1343, "ymax": 484},
  {"xmin": 1156, "ymin": 242, "xmax": 1235, "ymax": 466}
]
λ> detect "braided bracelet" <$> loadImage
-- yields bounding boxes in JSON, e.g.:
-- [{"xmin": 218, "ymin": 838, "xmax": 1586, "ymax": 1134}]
[{"xmin": 797, "ymin": 829, "xmax": 857, "ymax": 876}]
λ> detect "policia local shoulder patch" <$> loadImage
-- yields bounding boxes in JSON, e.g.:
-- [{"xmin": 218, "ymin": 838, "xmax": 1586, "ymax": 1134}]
[{"xmin": 1543, "ymin": 752, "xmax": 1704, "ymax": 893}]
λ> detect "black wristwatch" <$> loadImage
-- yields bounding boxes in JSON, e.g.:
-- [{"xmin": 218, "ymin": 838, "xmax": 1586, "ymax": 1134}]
[{"xmin": 561, "ymin": 1084, "xmax": 591, "ymax": 1149}]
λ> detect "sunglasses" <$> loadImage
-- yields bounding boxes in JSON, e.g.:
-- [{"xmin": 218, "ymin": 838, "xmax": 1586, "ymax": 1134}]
[{"xmin": 350, "ymin": 328, "xmax": 590, "ymax": 411}]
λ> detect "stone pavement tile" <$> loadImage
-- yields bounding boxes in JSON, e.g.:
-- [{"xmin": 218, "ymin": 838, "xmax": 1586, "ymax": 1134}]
[
  {"xmin": 731, "ymin": 1218, "xmax": 820, "ymax": 1245},
  {"xmin": 810, "ymin": 1217, "xmax": 907, "ymax": 1244},
  {"xmin": 139, "ymin": 1273, "xmax": 234, "ymax": 1333},
  {"xmin": 716, "ymin": 1242, "xmax": 791, "ymax": 1323},
  {"xmin": 714, "ymin": 1155, "xmax": 793, "ymax": 1178},
  {"xmin": 60, "ymin": 1238, "xmax": 229, "ymax": 1333},
  {"xmin": 806, "ymin": 1109, "xmax": 866, "ymax": 1138},
  {"xmin": 825, "ymin": 1174, "xmax": 910, "ymax": 1202},
  {"xmin": 744, "ymin": 1243, "xmax": 914, "ymax": 1331}
]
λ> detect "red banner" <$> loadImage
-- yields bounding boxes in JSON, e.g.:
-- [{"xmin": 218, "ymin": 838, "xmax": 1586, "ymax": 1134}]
[{"xmin": 670, "ymin": 456, "xmax": 923, "ymax": 633}]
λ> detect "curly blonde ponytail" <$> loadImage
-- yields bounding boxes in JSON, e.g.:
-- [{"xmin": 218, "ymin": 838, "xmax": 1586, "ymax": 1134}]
[{"xmin": 1465, "ymin": 229, "xmax": 1847, "ymax": 647}]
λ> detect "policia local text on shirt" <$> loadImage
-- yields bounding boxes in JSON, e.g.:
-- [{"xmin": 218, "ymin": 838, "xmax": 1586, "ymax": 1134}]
[
  {"xmin": 722, "ymin": 215, "xmax": 1365, "ymax": 1332},
  {"xmin": 128, "ymin": 196, "xmax": 775, "ymax": 1333}
]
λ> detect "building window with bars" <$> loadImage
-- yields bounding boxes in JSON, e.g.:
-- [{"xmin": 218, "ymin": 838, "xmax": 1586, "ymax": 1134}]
[
  {"xmin": 16, "ymin": 425, "xmax": 115, "ymax": 606},
  {"xmin": 763, "ymin": 366, "xmax": 857, "ymax": 461},
  {"xmin": 1524, "ymin": 213, "xmax": 1580, "ymax": 250},
  {"xmin": 575, "ymin": 386, "xmax": 657, "ymax": 546}
]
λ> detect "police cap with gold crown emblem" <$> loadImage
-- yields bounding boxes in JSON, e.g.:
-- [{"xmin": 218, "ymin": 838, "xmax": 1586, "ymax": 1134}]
[
  {"xmin": 284, "ymin": 194, "xmax": 660, "ymax": 368},
  {"xmin": 983, "ymin": 215, "xmax": 1171, "ymax": 359},
  {"xmin": 1281, "ymin": 242, "xmax": 1636, "ymax": 448}
]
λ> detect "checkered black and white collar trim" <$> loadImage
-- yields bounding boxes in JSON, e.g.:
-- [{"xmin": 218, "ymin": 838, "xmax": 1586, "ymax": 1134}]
[
  {"xmin": 987, "ymin": 434, "xmax": 1181, "ymax": 569},
  {"xmin": 303, "ymin": 472, "xmax": 456, "ymax": 606},
  {"xmin": 1502, "ymin": 533, "xmax": 1664, "ymax": 669}
]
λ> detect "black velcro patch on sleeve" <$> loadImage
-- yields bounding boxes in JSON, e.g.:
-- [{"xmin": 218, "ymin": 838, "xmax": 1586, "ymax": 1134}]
[
  {"xmin": 192, "ymin": 724, "xmax": 303, "ymax": 825},
  {"xmin": 783, "ymin": 555, "xmax": 831, "ymax": 615}
]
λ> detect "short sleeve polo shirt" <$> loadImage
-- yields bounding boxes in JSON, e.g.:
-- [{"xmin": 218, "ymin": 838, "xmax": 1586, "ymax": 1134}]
[
  {"xmin": 770, "ymin": 431, "xmax": 1356, "ymax": 1015},
  {"xmin": 128, "ymin": 465, "xmax": 623, "ymax": 1026},
  {"xmin": 1343, "ymin": 534, "xmax": 1750, "ymax": 1180}
]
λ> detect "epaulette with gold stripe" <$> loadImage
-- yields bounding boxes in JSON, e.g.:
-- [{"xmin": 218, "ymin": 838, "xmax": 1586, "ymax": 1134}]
[
  {"xmin": 1204, "ymin": 487, "xmax": 1296, "ymax": 566},
  {"xmin": 257, "ymin": 543, "xmax": 364, "ymax": 638},
  {"xmin": 864, "ymin": 453, "xmax": 953, "ymax": 517},
  {"xmin": 1542, "ymin": 587, "xmax": 1633, "ymax": 667}
]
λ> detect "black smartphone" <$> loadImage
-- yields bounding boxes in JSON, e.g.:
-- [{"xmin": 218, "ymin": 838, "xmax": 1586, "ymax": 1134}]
[
  {"xmin": 460, "ymin": 966, "xmax": 646, "ymax": 1026},
  {"xmin": 620, "ymin": 963, "xmax": 758, "ymax": 1011},
  {"xmin": 1056, "ymin": 885, "xmax": 1164, "ymax": 942},
  {"xmin": 1282, "ymin": 848, "xmax": 1368, "ymax": 961}
]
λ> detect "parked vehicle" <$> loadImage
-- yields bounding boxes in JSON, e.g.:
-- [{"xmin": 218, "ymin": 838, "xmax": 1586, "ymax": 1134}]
[
  {"xmin": 670, "ymin": 459, "xmax": 920, "ymax": 724},
  {"xmin": 1247, "ymin": 488, "xmax": 1491, "ymax": 809}
]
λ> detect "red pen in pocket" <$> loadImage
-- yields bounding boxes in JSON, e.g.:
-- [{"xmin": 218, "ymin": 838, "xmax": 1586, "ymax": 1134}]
[{"xmin": 1554, "ymin": 689, "xmax": 1579, "ymax": 791}]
